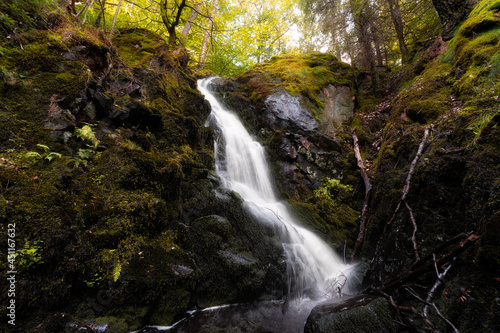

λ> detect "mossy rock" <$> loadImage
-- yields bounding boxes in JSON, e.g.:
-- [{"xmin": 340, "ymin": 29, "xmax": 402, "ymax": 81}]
[
  {"xmin": 112, "ymin": 29, "xmax": 168, "ymax": 68},
  {"xmin": 304, "ymin": 295, "xmax": 397, "ymax": 333}
]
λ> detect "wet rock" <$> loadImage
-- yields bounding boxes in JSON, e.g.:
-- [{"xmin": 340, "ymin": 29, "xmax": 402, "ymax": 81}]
[
  {"xmin": 319, "ymin": 85, "xmax": 354, "ymax": 136},
  {"xmin": 187, "ymin": 211, "xmax": 285, "ymax": 308},
  {"xmin": 264, "ymin": 92, "xmax": 319, "ymax": 133},
  {"xmin": 108, "ymin": 96, "xmax": 162, "ymax": 131},
  {"xmin": 304, "ymin": 294, "xmax": 396, "ymax": 333},
  {"xmin": 44, "ymin": 94, "xmax": 77, "ymax": 140}
]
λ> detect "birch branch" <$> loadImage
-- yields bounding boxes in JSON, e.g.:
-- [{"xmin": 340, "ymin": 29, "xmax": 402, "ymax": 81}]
[
  {"xmin": 373, "ymin": 125, "xmax": 432, "ymax": 259},
  {"xmin": 405, "ymin": 201, "xmax": 420, "ymax": 261},
  {"xmin": 351, "ymin": 129, "xmax": 372, "ymax": 260},
  {"xmin": 378, "ymin": 233, "xmax": 479, "ymax": 292}
]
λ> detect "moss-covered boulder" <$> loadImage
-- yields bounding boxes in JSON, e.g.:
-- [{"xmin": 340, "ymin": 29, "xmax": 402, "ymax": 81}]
[{"xmin": 304, "ymin": 295, "xmax": 396, "ymax": 333}]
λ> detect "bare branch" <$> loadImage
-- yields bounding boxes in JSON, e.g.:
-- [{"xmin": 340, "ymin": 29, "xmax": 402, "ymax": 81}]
[
  {"xmin": 351, "ymin": 129, "xmax": 372, "ymax": 260},
  {"xmin": 402, "ymin": 125, "xmax": 432, "ymax": 201},
  {"xmin": 405, "ymin": 201, "xmax": 420, "ymax": 261},
  {"xmin": 378, "ymin": 233, "xmax": 478, "ymax": 292},
  {"xmin": 373, "ymin": 125, "xmax": 433, "ymax": 260}
]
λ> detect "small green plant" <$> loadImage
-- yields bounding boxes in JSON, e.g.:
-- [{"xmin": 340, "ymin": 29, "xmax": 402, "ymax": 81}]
[
  {"xmin": 467, "ymin": 113, "xmax": 495, "ymax": 149},
  {"xmin": 314, "ymin": 177, "xmax": 353, "ymax": 200},
  {"xmin": 113, "ymin": 262, "xmax": 122, "ymax": 282},
  {"xmin": 17, "ymin": 240, "xmax": 44, "ymax": 269},
  {"xmin": 75, "ymin": 124, "xmax": 100, "ymax": 148},
  {"xmin": 84, "ymin": 273, "xmax": 103, "ymax": 288},
  {"xmin": 75, "ymin": 148, "xmax": 95, "ymax": 167},
  {"xmin": 91, "ymin": 174, "xmax": 105, "ymax": 185},
  {"xmin": 23, "ymin": 144, "xmax": 62, "ymax": 164},
  {"xmin": 37, "ymin": 144, "xmax": 62, "ymax": 161}
]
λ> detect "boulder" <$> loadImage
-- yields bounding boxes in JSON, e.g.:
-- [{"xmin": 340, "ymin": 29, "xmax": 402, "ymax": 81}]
[
  {"xmin": 264, "ymin": 92, "xmax": 319, "ymax": 133},
  {"xmin": 304, "ymin": 295, "xmax": 396, "ymax": 333},
  {"xmin": 319, "ymin": 84, "xmax": 355, "ymax": 136}
]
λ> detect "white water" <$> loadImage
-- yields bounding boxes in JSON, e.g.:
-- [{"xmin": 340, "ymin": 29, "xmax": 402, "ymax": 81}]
[{"xmin": 198, "ymin": 77, "xmax": 351, "ymax": 299}]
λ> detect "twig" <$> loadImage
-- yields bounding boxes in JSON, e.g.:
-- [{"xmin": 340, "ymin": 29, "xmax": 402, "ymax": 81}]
[
  {"xmin": 405, "ymin": 287, "xmax": 438, "ymax": 331},
  {"xmin": 373, "ymin": 125, "xmax": 432, "ymax": 260},
  {"xmin": 424, "ymin": 256, "xmax": 455, "ymax": 319},
  {"xmin": 351, "ymin": 129, "xmax": 372, "ymax": 260},
  {"xmin": 405, "ymin": 201, "xmax": 420, "ymax": 261},
  {"xmin": 430, "ymin": 302, "xmax": 459, "ymax": 333},
  {"xmin": 405, "ymin": 255, "xmax": 459, "ymax": 333},
  {"xmin": 402, "ymin": 125, "xmax": 432, "ymax": 201}
]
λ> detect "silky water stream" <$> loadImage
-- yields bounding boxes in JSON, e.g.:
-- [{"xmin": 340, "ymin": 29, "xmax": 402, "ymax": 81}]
[{"xmin": 137, "ymin": 77, "xmax": 355, "ymax": 333}]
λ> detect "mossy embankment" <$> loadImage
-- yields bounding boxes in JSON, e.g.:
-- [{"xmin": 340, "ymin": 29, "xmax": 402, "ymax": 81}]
[
  {"xmin": 0, "ymin": 12, "xmax": 285, "ymax": 333},
  {"xmin": 355, "ymin": 0, "xmax": 500, "ymax": 330}
]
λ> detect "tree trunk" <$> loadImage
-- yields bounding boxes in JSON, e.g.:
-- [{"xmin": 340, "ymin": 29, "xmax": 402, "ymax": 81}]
[
  {"xmin": 351, "ymin": 0, "xmax": 381, "ymax": 93},
  {"xmin": 161, "ymin": 0, "xmax": 188, "ymax": 47},
  {"xmin": 108, "ymin": 0, "xmax": 122, "ymax": 43},
  {"xmin": 387, "ymin": 0, "xmax": 409, "ymax": 63},
  {"xmin": 431, "ymin": 0, "xmax": 477, "ymax": 40},
  {"xmin": 180, "ymin": 1, "xmax": 201, "ymax": 45},
  {"xmin": 168, "ymin": 26, "xmax": 177, "ymax": 46},
  {"xmin": 371, "ymin": 26, "xmax": 384, "ymax": 67},
  {"xmin": 199, "ymin": 0, "xmax": 218, "ymax": 69},
  {"xmin": 94, "ymin": 0, "xmax": 106, "ymax": 29}
]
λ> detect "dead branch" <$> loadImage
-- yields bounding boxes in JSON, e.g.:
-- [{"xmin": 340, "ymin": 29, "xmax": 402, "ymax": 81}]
[
  {"xmin": 405, "ymin": 201, "xmax": 420, "ymax": 261},
  {"xmin": 378, "ymin": 233, "xmax": 479, "ymax": 292},
  {"xmin": 402, "ymin": 125, "xmax": 432, "ymax": 201},
  {"xmin": 373, "ymin": 125, "xmax": 433, "ymax": 259},
  {"xmin": 351, "ymin": 129, "xmax": 372, "ymax": 260},
  {"xmin": 405, "ymin": 256, "xmax": 458, "ymax": 333},
  {"xmin": 424, "ymin": 255, "xmax": 454, "ymax": 319},
  {"xmin": 377, "ymin": 289, "xmax": 423, "ymax": 330},
  {"xmin": 405, "ymin": 287, "xmax": 438, "ymax": 331}
]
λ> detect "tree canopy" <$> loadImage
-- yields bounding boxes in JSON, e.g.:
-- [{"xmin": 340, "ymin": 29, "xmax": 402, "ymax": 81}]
[{"xmin": 2, "ymin": 0, "xmax": 474, "ymax": 75}]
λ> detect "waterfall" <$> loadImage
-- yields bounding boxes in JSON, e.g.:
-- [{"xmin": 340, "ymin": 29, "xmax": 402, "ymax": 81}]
[{"xmin": 198, "ymin": 77, "xmax": 351, "ymax": 299}]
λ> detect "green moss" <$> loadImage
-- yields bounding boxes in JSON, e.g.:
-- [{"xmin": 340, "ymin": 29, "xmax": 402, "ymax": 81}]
[
  {"xmin": 112, "ymin": 29, "xmax": 168, "ymax": 68},
  {"xmin": 239, "ymin": 53, "xmax": 357, "ymax": 113},
  {"xmin": 356, "ymin": 90, "xmax": 381, "ymax": 113},
  {"xmin": 457, "ymin": 0, "xmax": 500, "ymax": 38},
  {"xmin": 289, "ymin": 190, "xmax": 359, "ymax": 252}
]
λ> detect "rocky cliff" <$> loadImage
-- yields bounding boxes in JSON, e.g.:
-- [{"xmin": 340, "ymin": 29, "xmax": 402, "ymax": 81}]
[{"xmin": 0, "ymin": 16, "xmax": 286, "ymax": 333}]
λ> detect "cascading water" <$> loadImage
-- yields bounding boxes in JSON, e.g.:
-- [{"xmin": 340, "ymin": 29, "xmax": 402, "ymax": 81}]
[
  {"xmin": 198, "ymin": 77, "xmax": 351, "ymax": 299},
  {"xmin": 135, "ymin": 78, "xmax": 355, "ymax": 333}
]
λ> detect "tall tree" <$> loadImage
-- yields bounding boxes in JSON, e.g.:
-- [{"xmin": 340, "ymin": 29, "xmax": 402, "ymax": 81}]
[
  {"xmin": 93, "ymin": 0, "xmax": 106, "ymax": 29},
  {"xmin": 180, "ymin": 1, "xmax": 202, "ymax": 45},
  {"xmin": 387, "ymin": 0, "xmax": 409, "ymax": 63},
  {"xmin": 109, "ymin": 0, "xmax": 123, "ymax": 42},
  {"xmin": 160, "ymin": 0, "xmax": 189, "ymax": 46},
  {"xmin": 199, "ymin": 0, "xmax": 217, "ymax": 68},
  {"xmin": 431, "ymin": 0, "xmax": 477, "ymax": 39}
]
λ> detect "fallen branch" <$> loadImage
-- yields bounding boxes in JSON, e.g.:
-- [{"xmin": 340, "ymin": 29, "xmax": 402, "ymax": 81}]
[
  {"xmin": 405, "ymin": 256, "xmax": 459, "ymax": 333},
  {"xmin": 424, "ymin": 255, "xmax": 454, "ymax": 320},
  {"xmin": 402, "ymin": 125, "xmax": 432, "ymax": 201},
  {"xmin": 378, "ymin": 233, "xmax": 479, "ymax": 292},
  {"xmin": 405, "ymin": 201, "xmax": 420, "ymax": 261},
  {"xmin": 351, "ymin": 129, "xmax": 372, "ymax": 260},
  {"xmin": 373, "ymin": 125, "xmax": 433, "ymax": 259}
]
